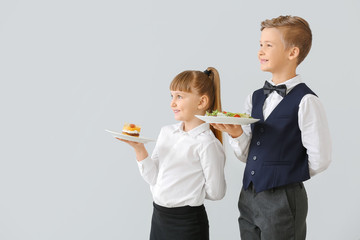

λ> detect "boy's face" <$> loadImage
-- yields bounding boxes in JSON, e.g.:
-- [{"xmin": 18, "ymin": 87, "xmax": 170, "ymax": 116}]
[{"xmin": 258, "ymin": 27, "xmax": 292, "ymax": 74}]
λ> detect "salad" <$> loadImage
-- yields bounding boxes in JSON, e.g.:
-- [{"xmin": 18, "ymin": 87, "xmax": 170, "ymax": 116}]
[{"xmin": 205, "ymin": 110, "xmax": 252, "ymax": 118}]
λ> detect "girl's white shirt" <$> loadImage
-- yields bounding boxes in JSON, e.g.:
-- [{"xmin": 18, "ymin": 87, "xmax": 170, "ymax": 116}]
[
  {"xmin": 229, "ymin": 75, "xmax": 332, "ymax": 177},
  {"xmin": 137, "ymin": 122, "xmax": 226, "ymax": 208}
]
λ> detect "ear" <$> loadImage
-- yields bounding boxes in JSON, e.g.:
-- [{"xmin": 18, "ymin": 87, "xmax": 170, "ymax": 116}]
[
  {"xmin": 288, "ymin": 46, "xmax": 300, "ymax": 61},
  {"xmin": 198, "ymin": 95, "xmax": 209, "ymax": 110}
]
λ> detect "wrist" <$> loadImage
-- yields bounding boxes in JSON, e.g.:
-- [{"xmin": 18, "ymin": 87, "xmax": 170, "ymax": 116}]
[
  {"xmin": 229, "ymin": 128, "xmax": 243, "ymax": 138},
  {"xmin": 135, "ymin": 146, "xmax": 148, "ymax": 161}
]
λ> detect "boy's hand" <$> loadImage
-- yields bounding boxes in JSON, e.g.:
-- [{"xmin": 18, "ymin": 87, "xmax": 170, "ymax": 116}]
[
  {"xmin": 116, "ymin": 138, "xmax": 148, "ymax": 161},
  {"xmin": 210, "ymin": 123, "xmax": 243, "ymax": 138}
]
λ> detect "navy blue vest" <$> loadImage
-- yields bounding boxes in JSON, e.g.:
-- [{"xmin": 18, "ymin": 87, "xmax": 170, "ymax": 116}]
[{"xmin": 243, "ymin": 83, "xmax": 317, "ymax": 192}]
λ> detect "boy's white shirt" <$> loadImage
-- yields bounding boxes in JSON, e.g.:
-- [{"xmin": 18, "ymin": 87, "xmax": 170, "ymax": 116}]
[{"xmin": 229, "ymin": 75, "xmax": 332, "ymax": 177}]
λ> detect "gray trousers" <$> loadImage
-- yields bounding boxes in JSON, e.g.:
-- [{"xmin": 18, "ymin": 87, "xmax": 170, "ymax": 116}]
[{"xmin": 238, "ymin": 182, "xmax": 308, "ymax": 240}]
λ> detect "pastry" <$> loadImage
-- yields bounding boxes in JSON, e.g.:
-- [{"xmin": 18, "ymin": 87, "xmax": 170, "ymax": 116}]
[{"xmin": 122, "ymin": 123, "xmax": 141, "ymax": 137}]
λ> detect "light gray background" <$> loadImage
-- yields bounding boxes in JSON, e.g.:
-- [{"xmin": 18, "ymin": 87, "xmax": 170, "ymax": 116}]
[{"xmin": 1, "ymin": 0, "xmax": 359, "ymax": 239}]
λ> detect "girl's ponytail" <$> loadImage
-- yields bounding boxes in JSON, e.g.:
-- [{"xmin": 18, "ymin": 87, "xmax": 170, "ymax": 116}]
[{"xmin": 205, "ymin": 67, "xmax": 223, "ymax": 144}]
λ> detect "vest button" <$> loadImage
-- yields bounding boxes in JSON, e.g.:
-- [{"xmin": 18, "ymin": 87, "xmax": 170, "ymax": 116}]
[
  {"xmin": 256, "ymin": 141, "xmax": 261, "ymax": 146},
  {"xmin": 253, "ymin": 156, "xmax": 257, "ymax": 160},
  {"xmin": 251, "ymin": 170, "xmax": 255, "ymax": 175}
]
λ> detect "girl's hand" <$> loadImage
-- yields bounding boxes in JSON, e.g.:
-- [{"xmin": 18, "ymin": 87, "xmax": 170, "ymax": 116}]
[
  {"xmin": 210, "ymin": 123, "xmax": 243, "ymax": 138},
  {"xmin": 116, "ymin": 138, "xmax": 149, "ymax": 161},
  {"xmin": 116, "ymin": 138, "xmax": 143, "ymax": 148}
]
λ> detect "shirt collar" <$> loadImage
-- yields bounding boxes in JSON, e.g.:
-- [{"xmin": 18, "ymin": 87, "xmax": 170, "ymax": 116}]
[
  {"xmin": 267, "ymin": 75, "xmax": 302, "ymax": 94},
  {"xmin": 173, "ymin": 122, "xmax": 210, "ymax": 137}
]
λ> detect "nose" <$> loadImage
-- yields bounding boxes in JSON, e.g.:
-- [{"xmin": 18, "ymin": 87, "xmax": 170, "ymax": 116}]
[
  {"xmin": 258, "ymin": 48, "xmax": 264, "ymax": 57},
  {"xmin": 170, "ymin": 98, "xmax": 176, "ymax": 107}
]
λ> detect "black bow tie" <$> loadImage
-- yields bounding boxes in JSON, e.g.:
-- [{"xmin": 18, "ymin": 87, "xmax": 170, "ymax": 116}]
[{"xmin": 263, "ymin": 81, "xmax": 287, "ymax": 97}]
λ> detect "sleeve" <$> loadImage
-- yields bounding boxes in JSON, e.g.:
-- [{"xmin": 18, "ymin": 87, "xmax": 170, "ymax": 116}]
[
  {"xmin": 137, "ymin": 150, "xmax": 159, "ymax": 186},
  {"xmin": 299, "ymin": 94, "xmax": 332, "ymax": 177},
  {"xmin": 228, "ymin": 93, "xmax": 253, "ymax": 163},
  {"xmin": 137, "ymin": 130, "xmax": 162, "ymax": 185},
  {"xmin": 199, "ymin": 140, "xmax": 226, "ymax": 201}
]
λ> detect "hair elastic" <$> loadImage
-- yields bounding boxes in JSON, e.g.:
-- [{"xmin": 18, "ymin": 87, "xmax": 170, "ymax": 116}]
[{"xmin": 203, "ymin": 69, "xmax": 211, "ymax": 76}]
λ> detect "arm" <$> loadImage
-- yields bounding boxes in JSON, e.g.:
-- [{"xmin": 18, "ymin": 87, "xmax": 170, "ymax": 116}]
[
  {"xmin": 117, "ymin": 139, "xmax": 148, "ymax": 161},
  {"xmin": 227, "ymin": 129, "xmax": 252, "ymax": 163},
  {"xmin": 210, "ymin": 123, "xmax": 244, "ymax": 138},
  {"xmin": 117, "ymin": 138, "xmax": 159, "ymax": 185},
  {"xmin": 211, "ymin": 93, "xmax": 253, "ymax": 162},
  {"xmin": 137, "ymin": 150, "xmax": 159, "ymax": 185},
  {"xmin": 199, "ymin": 140, "xmax": 226, "ymax": 201},
  {"xmin": 299, "ymin": 94, "xmax": 332, "ymax": 177}
]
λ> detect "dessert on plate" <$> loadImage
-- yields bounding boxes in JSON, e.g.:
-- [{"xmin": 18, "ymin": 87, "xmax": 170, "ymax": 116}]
[{"xmin": 122, "ymin": 123, "xmax": 141, "ymax": 137}]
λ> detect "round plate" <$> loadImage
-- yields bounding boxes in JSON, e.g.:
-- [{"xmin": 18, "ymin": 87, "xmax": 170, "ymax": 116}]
[
  {"xmin": 105, "ymin": 129, "xmax": 155, "ymax": 143},
  {"xmin": 195, "ymin": 115, "xmax": 259, "ymax": 125}
]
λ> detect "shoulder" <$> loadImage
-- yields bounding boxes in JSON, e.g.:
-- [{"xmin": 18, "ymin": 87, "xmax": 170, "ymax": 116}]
[
  {"xmin": 198, "ymin": 129, "xmax": 217, "ymax": 141},
  {"xmin": 300, "ymin": 93, "xmax": 324, "ymax": 110},
  {"xmin": 294, "ymin": 83, "xmax": 321, "ymax": 105},
  {"xmin": 253, "ymin": 87, "xmax": 263, "ymax": 97},
  {"xmin": 197, "ymin": 137, "xmax": 224, "ymax": 158},
  {"xmin": 252, "ymin": 87, "xmax": 264, "ymax": 100},
  {"xmin": 297, "ymin": 84, "xmax": 328, "ymax": 116},
  {"xmin": 156, "ymin": 123, "xmax": 180, "ymax": 140},
  {"xmin": 196, "ymin": 130, "xmax": 223, "ymax": 150},
  {"xmin": 294, "ymin": 83, "xmax": 317, "ymax": 97}
]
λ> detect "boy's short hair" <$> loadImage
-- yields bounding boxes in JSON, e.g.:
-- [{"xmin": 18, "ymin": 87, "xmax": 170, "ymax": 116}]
[{"xmin": 261, "ymin": 15, "xmax": 312, "ymax": 65}]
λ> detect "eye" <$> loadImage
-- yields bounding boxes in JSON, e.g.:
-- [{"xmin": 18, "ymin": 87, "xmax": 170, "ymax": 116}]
[
  {"xmin": 177, "ymin": 95, "xmax": 182, "ymax": 99},
  {"xmin": 267, "ymin": 43, "xmax": 272, "ymax": 47}
]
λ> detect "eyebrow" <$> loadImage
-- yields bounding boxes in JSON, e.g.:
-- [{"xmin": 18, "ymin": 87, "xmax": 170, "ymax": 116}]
[{"xmin": 171, "ymin": 91, "xmax": 187, "ymax": 95}]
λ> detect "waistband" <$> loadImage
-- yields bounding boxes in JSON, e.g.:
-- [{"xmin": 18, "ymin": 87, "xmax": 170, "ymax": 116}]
[
  {"xmin": 247, "ymin": 182, "xmax": 304, "ymax": 193},
  {"xmin": 153, "ymin": 202, "xmax": 205, "ymax": 215},
  {"xmin": 269, "ymin": 182, "xmax": 304, "ymax": 192}
]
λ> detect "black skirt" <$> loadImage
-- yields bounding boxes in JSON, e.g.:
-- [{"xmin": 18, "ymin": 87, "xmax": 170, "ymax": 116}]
[{"xmin": 150, "ymin": 202, "xmax": 209, "ymax": 240}]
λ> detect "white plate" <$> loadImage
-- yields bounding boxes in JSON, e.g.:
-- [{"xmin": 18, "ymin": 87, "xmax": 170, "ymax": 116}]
[
  {"xmin": 105, "ymin": 129, "xmax": 155, "ymax": 143},
  {"xmin": 195, "ymin": 115, "xmax": 260, "ymax": 125}
]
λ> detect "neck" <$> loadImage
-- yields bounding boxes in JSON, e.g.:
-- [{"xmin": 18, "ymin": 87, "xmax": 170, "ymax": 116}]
[
  {"xmin": 272, "ymin": 67, "xmax": 296, "ymax": 85},
  {"xmin": 271, "ymin": 71, "xmax": 297, "ymax": 85},
  {"xmin": 183, "ymin": 117, "xmax": 205, "ymax": 132}
]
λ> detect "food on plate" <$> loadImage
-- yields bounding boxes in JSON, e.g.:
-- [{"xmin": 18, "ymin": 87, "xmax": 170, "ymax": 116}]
[
  {"xmin": 122, "ymin": 123, "xmax": 141, "ymax": 137},
  {"xmin": 205, "ymin": 110, "xmax": 252, "ymax": 118}
]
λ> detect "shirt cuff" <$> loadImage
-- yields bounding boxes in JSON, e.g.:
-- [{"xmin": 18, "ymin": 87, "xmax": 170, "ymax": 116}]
[
  {"xmin": 228, "ymin": 132, "xmax": 247, "ymax": 145},
  {"xmin": 227, "ymin": 132, "xmax": 250, "ymax": 163},
  {"xmin": 137, "ymin": 155, "xmax": 152, "ymax": 173}
]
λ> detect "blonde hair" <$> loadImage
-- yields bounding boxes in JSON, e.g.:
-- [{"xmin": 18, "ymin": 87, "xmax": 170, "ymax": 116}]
[
  {"xmin": 261, "ymin": 15, "xmax": 312, "ymax": 65},
  {"xmin": 170, "ymin": 67, "xmax": 222, "ymax": 143}
]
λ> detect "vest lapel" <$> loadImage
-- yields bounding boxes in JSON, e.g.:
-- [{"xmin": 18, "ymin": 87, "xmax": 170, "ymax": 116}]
[{"xmin": 262, "ymin": 83, "xmax": 305, "ymax": 122}]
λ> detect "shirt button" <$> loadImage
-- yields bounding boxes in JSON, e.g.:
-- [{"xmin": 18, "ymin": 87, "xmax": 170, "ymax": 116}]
[
  {"xmin": 257, "ymin": 141, "xmax": 261, "ymax": 146},
  {"xmin": 251, "ymin": 170, "xmax": 255, "ymax": 175},
  {"xmin": 253, "ymin": 156, "xmax": 257, "ymax": 160}
]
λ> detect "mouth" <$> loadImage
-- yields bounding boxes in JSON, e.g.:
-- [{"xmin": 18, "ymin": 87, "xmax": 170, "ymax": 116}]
[
  {"xmin": 260, "ymin": 59, "xmax": 268, "ymax": 64},
  {"xmin": 173, "ymin": 110, "xmax": 180, "ymax": 114}
]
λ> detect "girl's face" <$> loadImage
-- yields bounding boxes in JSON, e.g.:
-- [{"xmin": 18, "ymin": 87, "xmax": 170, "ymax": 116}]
[{"xmin": 170, "ymin": 90, "xmax": 206, "ymax": 125}]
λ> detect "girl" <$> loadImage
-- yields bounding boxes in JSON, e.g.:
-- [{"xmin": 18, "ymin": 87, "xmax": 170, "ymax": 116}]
[{"xmin": 118, "ymin": 67, "xmax": 226, "ymax": 240}]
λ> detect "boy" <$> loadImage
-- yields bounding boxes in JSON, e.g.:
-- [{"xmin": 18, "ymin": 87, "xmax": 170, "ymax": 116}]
[{"xmin": 212, "ymin": 15, "xmax": 332, "ymax": 239}]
